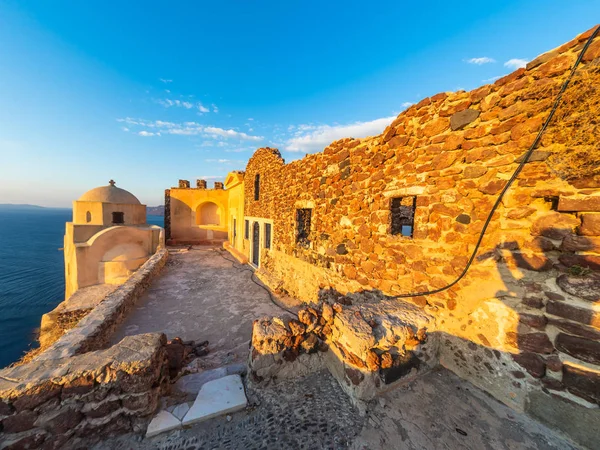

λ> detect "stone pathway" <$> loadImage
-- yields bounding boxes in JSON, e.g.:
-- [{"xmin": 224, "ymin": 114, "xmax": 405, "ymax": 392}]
[
  {"xmin": 92, "ymin": 368, "xmax": 576, "ymax": 450},
  {"xmin": 111, "ymin": 245, "xmax": 299, "ymax": 369}
]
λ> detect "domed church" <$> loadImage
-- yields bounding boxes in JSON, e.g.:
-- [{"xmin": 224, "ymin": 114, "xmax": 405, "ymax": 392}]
[{"xmin": 63, "ymin": 180, "xmax": 164, "ymax": 299}]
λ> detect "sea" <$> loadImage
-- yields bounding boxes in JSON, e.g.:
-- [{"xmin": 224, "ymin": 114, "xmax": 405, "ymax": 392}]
[{"xmin": 0, "ymin": 208, "xmax": 164, "ymax": 368}]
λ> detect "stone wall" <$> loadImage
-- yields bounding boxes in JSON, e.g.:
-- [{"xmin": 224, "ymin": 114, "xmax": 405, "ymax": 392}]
[
  {"xmin": 37, "ymin": 248, "xmax": 168, "ymax": 361},
  {"xmin": 0, "ymin": 333, "xmax": 169, "ymax": 449},
  {"xmin": 0, "ymin": 249, "xmax": 170, "ymax": 446},
  {"xmin": 243, "ymin": 26, "xmax": 600, "ymax": 444},
  {"xmin": 250, "ymin": 292, "xmax": 438, "ymax": 402}
]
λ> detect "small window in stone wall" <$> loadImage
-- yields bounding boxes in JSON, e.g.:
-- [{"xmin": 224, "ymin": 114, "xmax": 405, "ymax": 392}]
[
  {"xmin": 245, "ymin": 219, "xmax": 249, "ymax": 239},
  {"xmin": 390, "ymin": 197, "xmax": 416, "ymax": 237},
  {"xmin": 254, "ymin": 174, "xmax": 260, "ymax": 201},
  {"xmin": 86, "ymin": 211, "xmax": 92, "ymax": 223},
  {"xmin": 296, "ymin": 208, "xmax": 312, "ymax": 245},
  {"xmin": 265, "ymin": 223, "xmax": 271, "ymax": 249},
  {"xmin": 112, "ymin": 211, "xmax": 125, "ymax": 224}
]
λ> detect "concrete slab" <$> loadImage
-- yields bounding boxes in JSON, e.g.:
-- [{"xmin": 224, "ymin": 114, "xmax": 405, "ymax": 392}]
[
  {"xmin": 145, "ymin": 410, "xmax": 181, "ymax": 438},
  {"xmin": 182, "ymin": 375, "xmax": 247, "ymax": 426}
]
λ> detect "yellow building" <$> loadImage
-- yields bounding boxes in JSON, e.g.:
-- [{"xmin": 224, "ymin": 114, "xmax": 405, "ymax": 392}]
[
  {"xmin": 165, "ymin": 176, "xmax": 247, "ymax": 252},
  {"xmin": 223, "ymin": 171, "xmax": 246, "ymax": 262},
  {"xmin": 64, "ymin": 181, "xmax": 164, "ymax": 299}
]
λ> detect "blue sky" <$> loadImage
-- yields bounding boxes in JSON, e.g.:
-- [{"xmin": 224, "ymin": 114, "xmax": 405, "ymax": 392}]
[{"xmin": 0, "ymin": 1, "xmax": 598, "ymax": 207}]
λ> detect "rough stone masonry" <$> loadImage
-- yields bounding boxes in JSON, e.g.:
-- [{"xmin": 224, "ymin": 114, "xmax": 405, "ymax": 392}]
[{"xmin": 244, "ymin": 26, "xmax": 600, "ymax": 447}]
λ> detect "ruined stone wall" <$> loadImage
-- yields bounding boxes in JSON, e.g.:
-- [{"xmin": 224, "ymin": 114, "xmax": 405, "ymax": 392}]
[
  {"xmin": 244, "ymin": 147, "xmax": 285, "ymax": 222},
  {"xmin": 0, "ymin": 333, "xmax": 169, "ymax": 449},
  {"xmin": 247, "ymin": 26, "xmax": 600, "ymax": 431}
]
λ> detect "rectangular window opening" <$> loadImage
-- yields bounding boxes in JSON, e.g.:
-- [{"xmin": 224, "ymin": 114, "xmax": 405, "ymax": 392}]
[
  {"xmin": 254, "ymin": 174, "xmax": 260, "ymax": 201},
  {"xmin": 112, "ymin": 211, "xmax": 125, "ymax": 224},
  {"xmin": 244, "ymin": 219, "xmax": 249, "ymax": 239},
  {"xmin": 296, "ymin": 208, "xmax": 312, "ymax": 245},
  {"xmin": 264, "ymin": 223, "xmax": 272, "ymax": 249},
  {"xmin": 390, "ymin": 197, "xmax": 416, "ymax": 237}
]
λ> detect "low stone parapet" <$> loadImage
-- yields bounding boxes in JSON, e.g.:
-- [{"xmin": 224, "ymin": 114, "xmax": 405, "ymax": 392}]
[
  {"xmin": 0, "ymin": 333, "xmax": 169, "ymax": 449},
  {"xmin": 249, "ymin": 292, "xmax": 438, "ymax": 403},
  {"xmin": 37, "ymin": 248, "xmax": 168, "ymax": 361}
]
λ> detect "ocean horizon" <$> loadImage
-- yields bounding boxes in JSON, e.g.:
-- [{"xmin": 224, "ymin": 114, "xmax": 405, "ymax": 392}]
[{"xmin": 0, "ymin": 209, "xmax": 163, "ymax": 368}]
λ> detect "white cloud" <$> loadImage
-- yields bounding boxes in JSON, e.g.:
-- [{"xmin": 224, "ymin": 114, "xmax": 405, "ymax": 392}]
[
  {"xmin": 212, "ymin": 104, "xmax": 219, "ymax": 113},
  {"xmin": 203, "ymin": 126, "xmax": 262, "ymax": 141},
  {"xmin": 121, "ymin": 127, "xmax": 129, "ymax": 132},
  {"xmin": 401, "ymin": 102, "xmax": 414, "ymax": 108},
  {"xmin": 197, "ymin": 175, "xmax": 223, "ymax": 180},
  {"xmin": 158, "ymin": 99, "xmax": 194, "ymax": 109},
  {"xmin": 205, "ymin": 158, "xmax": 244, "ymax": 164},
  {"xmin": 159, "ymin": 78, "xmax": 173, "ymax": 83},
  {"xmin": 504, "ymin": 58, "xmax": 528, "ymax": 69},
  {"xmin": 198, "ymin": 104, "xmax": 210, "ymax": 113},
  {"xmin": 466, "ymin": 57, "xmax": 496, "ymax": 65},
  {"xmin": 285, "ymin": 116, "xmax": 395, "ymax": 153},
  {"xmin": 482, "ymin": 75, "xmax": 503, "ymax": 83},
  {"xmin": 117, "ymin": 118, "xmax": 263, "ymax": 141}
]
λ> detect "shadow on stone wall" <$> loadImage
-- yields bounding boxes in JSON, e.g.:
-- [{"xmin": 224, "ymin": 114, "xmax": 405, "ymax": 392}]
[{"xmin": 249, "ymin": 226, "xmax": 600, "ymax": 448}]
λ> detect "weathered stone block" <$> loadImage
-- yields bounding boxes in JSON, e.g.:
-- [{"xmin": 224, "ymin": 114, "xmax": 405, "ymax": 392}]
[
  {"xmin": 558, "ymin": 254, "xmax": 600, "ymax": 271},
  {"xmin": 34, "ymin": 406, "xmax": 83, "ymax": 435},
  {"xmin": 578, "ymin": 213, "xmax": 600, "ymax": 236},
  {"xmin": 0, "ymin": 429, "xmax": 47, "ymax": 450},
  {"xmin": 1, "ymin": 409, "xmax": 38, "ymax": 433},
  {"xmin": 531, "ymin": 212, "xmax": 580, "ymax": 240},
  {"xmin": 547, "ymin": 317, "xmax": 600, "ymax": 341},
  {"xmin": 508, "ymin": 332, "xmax": 554, "ymax": 354},
  {"xmin": 12, "ymin": 382, "xmax": 61, "ymax": 413},
  {"xmin": 556, "ymin": 273, "xmax": 600, "ymax": 302},
  {"xmin": 558, "ymin": 196, "xmax": 600, "ymax": 212},
  {"xmin": 450, "ymin": 108, "xmax": 480, "ymax": 131},
  {"xmin": 562, "ymin": 362, "xmax": 600, "ymax": 404},
  {"xmin": 560, "ymin": 235, "xmax": 600, "ymax": 253},
  {"xmin": 512, "ymin": 352, "xmax": 546, "ymax": 378},
  {"xmin": 546, "ymin": 301, "xmax": 599, "ymax": 329},
  {"xmin": 556, "ymin": 333, "xmax": 600, "ymax": 365}
]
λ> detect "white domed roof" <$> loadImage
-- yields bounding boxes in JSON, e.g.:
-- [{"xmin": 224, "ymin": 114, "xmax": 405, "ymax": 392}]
[{"xmin": 78, "ymin": 181, "xmax": 141, "ymax": 204}]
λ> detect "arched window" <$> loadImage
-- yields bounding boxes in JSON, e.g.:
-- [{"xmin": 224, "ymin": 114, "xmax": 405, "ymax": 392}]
[
  {"xmin": 254, "ymin": 174, "xmax": 260, "ymax": 201},
  {"xmin": 86, "ymin": 211, "xmax": 92, "ymax": 223}
]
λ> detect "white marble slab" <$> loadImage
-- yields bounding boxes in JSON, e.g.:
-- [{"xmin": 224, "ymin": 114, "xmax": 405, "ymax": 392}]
[
  {"xmin": 170, "ymin": 402, "xmax": 191, "ymax": 421},
  {"xmin": 182, "ymin": 374, "xmax": 247, "ymax": 426},
  {"xmin": 145, "ymin": 410, "xmax": 182, "ymax": 438}
]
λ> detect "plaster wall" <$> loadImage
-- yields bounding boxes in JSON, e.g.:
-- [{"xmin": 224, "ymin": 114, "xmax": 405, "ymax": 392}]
[{"xmin": 168, "ymin": 187, "xmax": 229, "ymax": 243}]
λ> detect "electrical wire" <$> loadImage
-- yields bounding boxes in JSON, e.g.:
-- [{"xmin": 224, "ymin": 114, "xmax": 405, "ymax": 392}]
[{"xmin": 390, "ymin": 25, "xmax": 600, "ymax": 299}]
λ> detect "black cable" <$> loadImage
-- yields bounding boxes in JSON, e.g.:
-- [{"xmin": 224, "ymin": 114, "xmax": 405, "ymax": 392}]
[
  {"xmin": 211, "ymin": 247, "xmax": 297, "ymax": 315},
  {"xmin": 391, "ymin": 25, "xmax": 600, "ymax": 299}
]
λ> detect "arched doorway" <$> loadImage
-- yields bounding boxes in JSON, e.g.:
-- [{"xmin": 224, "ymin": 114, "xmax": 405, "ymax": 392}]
[{"xmin": 252, "ymin": 222, "xmax": 260, "ymax": 266}]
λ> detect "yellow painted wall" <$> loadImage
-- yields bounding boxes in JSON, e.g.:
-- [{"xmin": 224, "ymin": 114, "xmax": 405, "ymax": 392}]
[
  {"xmin": 169, "ymin": 187, "xmax": 229, "ymax": 243},
  {"xmin": 224, "ymin": 172, "xmax": 246, "ymax": 257}
]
